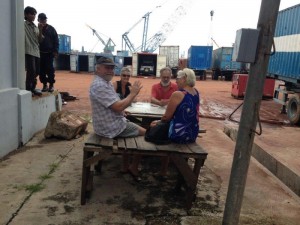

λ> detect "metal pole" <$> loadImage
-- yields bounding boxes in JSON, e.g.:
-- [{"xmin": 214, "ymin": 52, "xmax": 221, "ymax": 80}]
[{"xmin": 222, "ymin": 0, "xmax": 281, "ymax": 224}]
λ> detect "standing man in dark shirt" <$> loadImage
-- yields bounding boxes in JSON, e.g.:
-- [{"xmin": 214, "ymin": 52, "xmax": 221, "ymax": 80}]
[{"xmin": 38, "ymin": 13, "xmax": 59, "ymax": 92}]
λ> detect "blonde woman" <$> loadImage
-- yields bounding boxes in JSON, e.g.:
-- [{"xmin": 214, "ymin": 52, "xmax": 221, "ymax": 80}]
[
  {"xmin": 113, "ymin": 66, "xmax": 132, "ymax": 99},
  {"xmin": 152, "ymin": 68, "xmax": 200, "ymax": 143},
  {"xmin": 150, "ymin": 68, "xmax": 200, "ymax": 177}
]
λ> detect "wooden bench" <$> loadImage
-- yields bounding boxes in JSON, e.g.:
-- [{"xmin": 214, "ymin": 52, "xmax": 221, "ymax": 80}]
[{"xmin": 81, "ymin": 133, "xmax": 208, "ymax": 209}]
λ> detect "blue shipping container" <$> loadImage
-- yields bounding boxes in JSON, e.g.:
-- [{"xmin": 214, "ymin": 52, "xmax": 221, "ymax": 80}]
[
  {"xmin": 116, "ymin": 50, "xmax": 129, "ymax": 57},
  {"xmin": 268, "ymin": 4, "xmax": 300, "ymax": 83},
  {"xmin": 212, "ymin": 47, "xmax": 242, "ymax": 71},
  {"xmin": 58, "ymin": 34, "xmax": 71, "ymax": 54},
  {"xmin": 187, "ymin": 46, "xmax": 212, "ymax": 70},
  {"xmin": 114, "ymin": 56, "xmax": 124, "ymax": 75}
]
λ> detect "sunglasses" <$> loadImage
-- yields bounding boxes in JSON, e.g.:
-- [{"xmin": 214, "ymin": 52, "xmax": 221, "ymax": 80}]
[{"xmin": 121, "ymin": 74, "xmax": 130, "ymax": 78}]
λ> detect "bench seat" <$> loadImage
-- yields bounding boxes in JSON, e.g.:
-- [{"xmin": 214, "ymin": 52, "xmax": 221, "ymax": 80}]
[{"xmin": 81, "ymin": 133, "xmax": 208, "ymax": 209}]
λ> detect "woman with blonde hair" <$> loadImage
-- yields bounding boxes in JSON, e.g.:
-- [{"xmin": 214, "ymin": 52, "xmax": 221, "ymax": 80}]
[
  {"xmin": 160, "ymin": 68, "xmax": 200, "ymax": 143},
  {"xmin": 149, "ymin": 68, "xmax": 200, "ymax": 176},
  {"xmin": 113, "ymin": 66, "xmax": 132, "ymax": 99}
]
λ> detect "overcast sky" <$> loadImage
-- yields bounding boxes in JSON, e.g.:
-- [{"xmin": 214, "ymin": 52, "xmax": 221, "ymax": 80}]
[{"xmin": 24, "ymin": 0, "xmax": 299, "ymax": 57}]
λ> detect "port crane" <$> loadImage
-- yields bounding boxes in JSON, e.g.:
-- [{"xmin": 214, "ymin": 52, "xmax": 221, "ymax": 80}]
[
  {"xmin": 122, "ymin": 12, "xmax": 151, "ymax": 52},
  {"xmin": 122, "ymin": 6, "xmax": 161, "ymax": 53},
  {"xmin": 86, "ymin": 24, "xmax": 116, "ymax": 53},
  {"xmin": 122, "ymin": 0, "xmax": 193, "ymax": 53}
]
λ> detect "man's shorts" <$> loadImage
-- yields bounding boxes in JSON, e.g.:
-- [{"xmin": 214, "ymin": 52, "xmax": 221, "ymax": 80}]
[{"xmin": 117, "ymin": 121, "xmax": 139, "ymax": 138}]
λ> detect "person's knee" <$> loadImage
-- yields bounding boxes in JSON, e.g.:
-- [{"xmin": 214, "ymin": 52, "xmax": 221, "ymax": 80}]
[{"xmin": 138, "ymin": 126, "xmax": 146, "ymax": 136}]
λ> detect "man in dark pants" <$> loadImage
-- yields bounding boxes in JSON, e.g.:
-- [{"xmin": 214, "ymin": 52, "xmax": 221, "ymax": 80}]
[
  {"xmin": 38, "ymin": 13, "xmax": 59, "ymax": 92},
  {"xmin": 24, "ymin": 6, "xmax": 43, "ymax": 96}
]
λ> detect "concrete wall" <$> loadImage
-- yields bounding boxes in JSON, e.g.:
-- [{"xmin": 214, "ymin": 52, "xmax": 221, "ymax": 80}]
[
  {"xmin": 18, "ymin": 91, "xmax": 61, "ymax": 146},
  {"xmin": 0, "ymin": 89, "xmax": 19, "ymax": 156},
  {"xmin": 0, "ymin": 1, "xmax": 60, "ymax": 158}
]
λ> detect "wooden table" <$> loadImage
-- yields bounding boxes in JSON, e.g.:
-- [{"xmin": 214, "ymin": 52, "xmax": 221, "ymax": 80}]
[
  {"xmin": 126, "ymin": 102, "xmax": 165, "ymax": 118},
  {"xmin": 81, "ymin": 133, "xmax": 208, "ymax": 209},
  {"xmin": 126, "ymin": 102, "xmax": 207, "ymax": 133},
  {"xmin": 125, "ymin": 102, "xmax": 166, "ymax": 128}
]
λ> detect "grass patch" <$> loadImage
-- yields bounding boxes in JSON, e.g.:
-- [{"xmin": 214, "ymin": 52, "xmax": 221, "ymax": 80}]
[
  {"xmin": 39, "ymin": 174, "xmax": 52, "ymax": 181},
  {"xmin": 49, "ymin": 163, "xmax": 59, "ymax": 174},
  {"xmin": 25, "ymin": 183, "xmax": 45, "ymax": 193}
]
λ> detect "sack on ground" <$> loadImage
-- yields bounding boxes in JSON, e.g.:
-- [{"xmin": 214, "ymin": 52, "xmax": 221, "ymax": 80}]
[
  {"xmin": 44, "ymin": 111, "xmax": 88, "ymax": 140},
  {"xmin": 145, "ymin": 121, "xmax": 170, "ymax": 145}
]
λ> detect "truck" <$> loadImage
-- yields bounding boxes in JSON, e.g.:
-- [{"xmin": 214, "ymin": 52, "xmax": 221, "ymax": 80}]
[
  {"xmin": 268, "ymin": 4, "xmax": 300, "ymax": 125},
  {"xmin": 131, "ymin": 52, "xmax": 166, "ymax": 77},
  {"xmin": 159, "ymin": 45, "xmax": 180, "ymax": 76},
  {"xmin": 187, "ymin": 45, "xmax": 213, "ymax": 79},
  {"xmin": 212, "ymin": 47, "xmax": 247, "ymax": 81}
]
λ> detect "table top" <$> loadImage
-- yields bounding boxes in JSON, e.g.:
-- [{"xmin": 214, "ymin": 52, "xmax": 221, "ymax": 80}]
[{"xmin": 126, "ymin": 102, "xmax": 166, "ymax": 118}]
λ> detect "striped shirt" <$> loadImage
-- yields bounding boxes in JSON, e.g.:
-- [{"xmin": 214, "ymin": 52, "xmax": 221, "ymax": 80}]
[
  {"xmin": 90, "ymin": 75, "xmax": 127, "ymax": 138},
  {"xmin": 24, "ymin": 20, "xmax": 40, "ymax": 57}
]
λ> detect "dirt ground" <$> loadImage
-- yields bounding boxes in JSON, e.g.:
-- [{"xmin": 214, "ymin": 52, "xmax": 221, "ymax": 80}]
[
  {"xmin": 1, "ymin": 70, "xmax": 299, "ymax": 225},
  {"xmin": 54, "ymin": 70, "xmax": 289, "ymax": 124}
]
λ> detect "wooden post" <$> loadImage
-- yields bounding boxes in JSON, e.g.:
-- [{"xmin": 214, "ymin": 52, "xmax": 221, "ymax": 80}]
[{"xmin": 222, "ymin": 0, "xmax": 281, "ymax": 224}]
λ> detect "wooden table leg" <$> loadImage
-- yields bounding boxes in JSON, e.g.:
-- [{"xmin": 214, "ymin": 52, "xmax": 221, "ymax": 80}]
[
  {"xmin": 170, "ymin": 155, "xmax": 199, "ymax": 209},
  {"xmin": 185, "ymin": 158, "xmax": 206, "ymax": 209},
  {"xmin": 81, "ymin": 150, "xmax": 89, "ymax": 205}
]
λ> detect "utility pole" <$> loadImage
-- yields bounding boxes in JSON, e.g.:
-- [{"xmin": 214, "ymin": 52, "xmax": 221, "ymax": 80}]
[{"xmin": 222, "ymin": 0, "xmax": 281, "ymax": 225}]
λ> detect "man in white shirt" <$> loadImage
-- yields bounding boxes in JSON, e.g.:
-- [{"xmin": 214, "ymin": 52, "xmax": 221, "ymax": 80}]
[{"xmin": 90, "ymin": 57, "xmax": 145, "ymax": 180}]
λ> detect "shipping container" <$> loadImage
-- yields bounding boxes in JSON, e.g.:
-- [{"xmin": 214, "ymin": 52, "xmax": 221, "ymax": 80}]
[
  {"xmin": 114, "ymin": 56, "xmax": 133, "ymax": 75},
  {"xmin": 116, "ymin": 50, "xmax": 129, "ymax": 57},
  {"xmin": 212, "ymin": 47, "xmax": 242, "ymax": 71},
  {"xmin": 54, "ymin": 53, "xmax": 70, "ymax": 70},
  {"xmin": 178, "ymin": 58, "xmax": 187, "ymax": 70},
  {"xmin": 70, "ymin": 54, "xmax": 78, "ymax": 72},
  {"xmin": 268, "ymin": 5, "xmax": 300, "ymax": 83},
  {"xmin": 187, "ymin": 46, "xmax": 212, "ymax": 78},
  {"xmin": 58, "ymin": 34, "xmax": 71, "ymax": 54},
  {"xmin": 159, "ymin": 45, "xmax": 179, "ymax": 68},
  {"xmin": 212, "ymin": 47, "xmax": 248, "ymax": 81},
  {"xmin": 267, "ymin": 4, "xmax": 300, "ymax": 125},
  {"xmin": 132, "ymin": 53, "xmax": 166, "ymax": 77},
  {"xmin": 70, "ymin": 54, "xmax": 95, "ymax": 73}
]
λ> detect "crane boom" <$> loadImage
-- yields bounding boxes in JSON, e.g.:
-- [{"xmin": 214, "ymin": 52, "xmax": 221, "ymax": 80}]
[
  {"xmin": 86, "ymin": 24, "xmax": 115, "ymax": 53},
  {"xmin": 144, "ymin": 0, "xmax": 193, "ymax": 52},
  {"xmin": 122, "ymin": 12, "xmax": 152, "ymax": 52}
]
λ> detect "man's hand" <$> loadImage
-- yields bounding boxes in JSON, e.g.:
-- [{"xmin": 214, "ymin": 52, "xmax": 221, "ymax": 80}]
[
  {"xmin": 160, "ymin": 99, "xmax": 169, "ymax": 106},
  {"xmin": 38, "ymin": 23, "xmax": 44, "ymax": 30},
  {"xmin": 130, "ymin": 81, "xmax": 143, "ymax": 96}
]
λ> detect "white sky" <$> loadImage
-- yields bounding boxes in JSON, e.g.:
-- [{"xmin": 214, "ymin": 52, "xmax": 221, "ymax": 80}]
[{"xmin": 24, "ymin": 0, "xmax": 299, "ymax": 57}]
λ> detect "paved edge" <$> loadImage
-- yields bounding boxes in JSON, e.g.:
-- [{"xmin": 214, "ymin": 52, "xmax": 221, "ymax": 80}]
[{"xmin": 223, "ymin": 123, "xmax": 300, "ymax": 197}]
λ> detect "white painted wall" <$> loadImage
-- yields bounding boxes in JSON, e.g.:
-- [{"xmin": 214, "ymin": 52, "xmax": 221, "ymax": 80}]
[{"xmin": 0, "ymin": 0, "xmax": 61, "ymax": 158}]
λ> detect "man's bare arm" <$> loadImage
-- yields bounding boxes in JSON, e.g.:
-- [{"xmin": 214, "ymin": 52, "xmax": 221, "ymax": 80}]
[{"xmin": 110, "ymin": 81, "xmax": 142, "ymax": 113}]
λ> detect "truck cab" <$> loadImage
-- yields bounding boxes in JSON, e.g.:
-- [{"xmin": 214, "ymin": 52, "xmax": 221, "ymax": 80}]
[{"xmin": 139, "ymin": 61, "xmax": 154, "ymax": 75}]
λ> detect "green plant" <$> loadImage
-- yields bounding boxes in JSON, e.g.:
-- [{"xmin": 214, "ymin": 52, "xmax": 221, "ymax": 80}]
[{"xmin": 25, "ymin": 183, "xmax": 45, "ymax": 193}]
